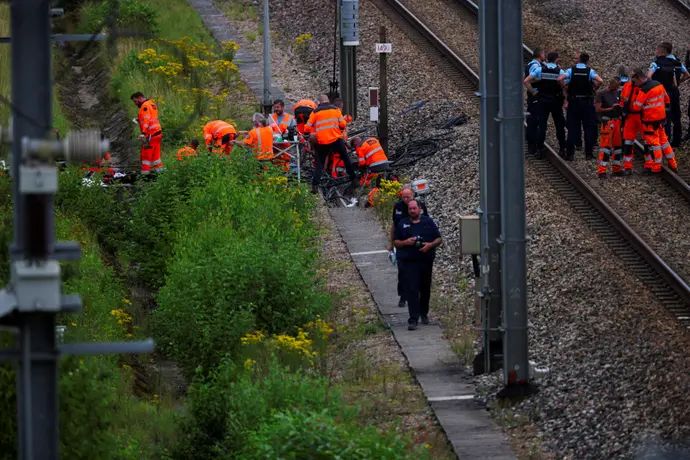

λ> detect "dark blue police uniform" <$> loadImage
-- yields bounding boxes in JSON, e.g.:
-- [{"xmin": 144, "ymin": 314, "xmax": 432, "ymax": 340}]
[
  {"xmin": 392, "ymin": 200, "xmax": 428, "ymax": 304},
  {"xmin": 394, "ymin": 215, "xmax": 441, "ymax": 326}
]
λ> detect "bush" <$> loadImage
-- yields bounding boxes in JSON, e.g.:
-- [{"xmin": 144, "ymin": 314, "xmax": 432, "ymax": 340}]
[
  {"xmin": 153, "ymin": 157, "xmax": 328, "ymax": 376},
  {"xmin": 173, "ymin": 359, "xmax": 347, "ymax": 459},
  {"xmin": 78, "ymin": 0, "xmax": 159, "ymax": 36},
  {"xmin": 240, "ymin": 410, "xmax": 426, "ymax": 460}
]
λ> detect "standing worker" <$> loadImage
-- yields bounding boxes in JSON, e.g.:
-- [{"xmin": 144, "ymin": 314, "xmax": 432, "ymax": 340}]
[
  {"xmin": 202, "ymin": 120, "xmax": 237, "ymax": 155},
  {"xmin": 269, "ymin": 99, "xmax": 296, "ymax": 136},
  {"xmin": 131, "ymin": 92, "xmax": 164, "ymax": 175},
  {"xmin": 632, "ymin": 68, "xmax": 678, "ymax": 173},
  {"xmin": 525, "ymin": 47, "xmax": 546, "ymax": 156},
  {"xmin": 560, "ymin": 53, "xmax": 603, "ymax": 161},
  {"xmin": 620, "ymin": 69, "xmax": 643, "ymax": 174},
  {"xmin": 595, "ymin": 78, "xmax": 624, "ymax": 178},
  {"xmin": 389, "ymin": 187, "xmax": 428, "ymax": 310},
  {"xmin": 523, "ymin": 51, "xmax": 567, "ymax": 158},
  {"xmin": 393, "ymin": 200, "xmax": 442, "ymax": 331},
  {"xmin": 242, "ymin": 113, "xmax": 275, "ymax": 161},
  {"xmin": 304, "ymin": 94, "xmax": 356, "ymax": 194},
  {"xmin": 647, "ymin": 42, "xmax": 689, "ymax": 147},
  {"xmin": 176, "ymin": 139, "xmax": 199, "ymax": 161}
]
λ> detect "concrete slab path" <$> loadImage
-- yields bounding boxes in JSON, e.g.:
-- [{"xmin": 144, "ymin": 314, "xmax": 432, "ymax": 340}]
[
  {"xmin": 329, "ymin": 207, "xmax": 515, "ymax": 459},
  {"xmin": 186, "ymin": 0, "xmax": 284, "ymax": 103}
]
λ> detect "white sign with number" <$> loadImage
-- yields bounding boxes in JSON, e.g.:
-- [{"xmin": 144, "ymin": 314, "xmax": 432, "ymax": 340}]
[{"xmin": 375, "ymin": 43, "xmax": 392, "ymax": 53}]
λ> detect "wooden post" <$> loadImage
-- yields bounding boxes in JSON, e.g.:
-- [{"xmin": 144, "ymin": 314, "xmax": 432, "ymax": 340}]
[{"xmin": 378, "ymin": 26, "xmax": 388, "ymax": 154}]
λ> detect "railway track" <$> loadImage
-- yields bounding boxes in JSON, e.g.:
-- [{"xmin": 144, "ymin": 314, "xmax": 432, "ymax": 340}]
[
  {"xmin": 373, "ymin": 0, "xmax": 690, "ymax": 327},
  {"xmin": 453, "ymin": 0, "xmax": 690, "ymax": 206}
]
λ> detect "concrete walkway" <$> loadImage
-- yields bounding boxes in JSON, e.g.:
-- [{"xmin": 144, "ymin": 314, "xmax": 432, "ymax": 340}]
[
  {"xmin": 186, "ymin": 0, "xmax": 284, "ymax": 103},
  {"xmin": 329, "ymin": 207, "xmax": 515, "ymax": 459}
]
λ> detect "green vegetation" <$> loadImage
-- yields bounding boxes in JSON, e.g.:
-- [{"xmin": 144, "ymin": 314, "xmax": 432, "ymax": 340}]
[{"xmin": 0, "ymin": 0, "xmax": 440, "ymax": 457}]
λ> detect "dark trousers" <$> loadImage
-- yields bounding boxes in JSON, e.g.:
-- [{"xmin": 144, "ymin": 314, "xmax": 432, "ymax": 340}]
[
  {"xmin": 311, "ymin": 139, "xmax": 355, "ymax": 187},
  {"xmin": 664, "ymin": 87, "xmax": 682, "ymax": 146},
  {"xmin": 397, "ymin": 267, "xmax": 404, "ymax": 300},
  {"xmin": 536, "ymin": 96, "xmax": 566, "ymax": 150},
  {"xmin": 566, "ymin": 98, "xmax": 597, "ymax": 157},
  {"xmin": 525, "ymin": 96, "xmax": 539, "ymax": 153},
  {"xmin": 399, "ymin": 259, "xmax": 433, "ymax": 323}
]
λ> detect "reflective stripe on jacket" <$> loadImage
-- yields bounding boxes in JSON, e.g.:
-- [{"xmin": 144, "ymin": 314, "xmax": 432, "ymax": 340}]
[
  {"xmin": 304, "ymin": 104, "xmax": 346, "ymax": 144},
  {"xmin": 244, "ymin": 126, "xmax": 274, "ymax": 159},
  {"xmin": 356, "ymin": 138, "xmax": 388, "ymax": 168},
  {"xmin": 633, "ymin": 80, "xmax": 669, "ymax": 123}
]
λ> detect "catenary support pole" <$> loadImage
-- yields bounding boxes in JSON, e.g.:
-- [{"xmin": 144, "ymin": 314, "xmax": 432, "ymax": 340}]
[
  {"xmin": 378, "ymin": 26, "xmax": 388, "ymax": 154},
  {"xmin": 475, "ymin": 0, "xmax": 502, "ymax": 375},
  {"xmin": 498, "ymin": 0, "xmax": 529, "ymax": 391},
  {"xmin": 262, "ymin": 0, "xmax": 272, "ymax": 114},
  {"xmin": 339, "ymin": 0, "xmax": 359, "ymax": 119},
  {"xmin": 11, "ymin": 1, "xmax": 59, "ymax": 458}
]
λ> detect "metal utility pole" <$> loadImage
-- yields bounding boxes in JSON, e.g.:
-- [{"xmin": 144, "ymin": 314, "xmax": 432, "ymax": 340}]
[
  {"xmin": 339, "ymin": 0, "xmax": 359, "ymax": 118},
  {"xmin": 474, "ymin": 0, "xmax": 502, "ymax": 376},
  {"xmin": 262, "ymin": 0, "xmax": 272, "ymax": 114},
  {"xmin": 497, "ymin": 0, "xmax": 529, "ymax": 394},
  {"xmin": 378, "ymin": 26, "xmax": 389, "ymax": 154},
  {"xmin": 1, "ymin": 3, "xmax": 154, "ymax": 458}
]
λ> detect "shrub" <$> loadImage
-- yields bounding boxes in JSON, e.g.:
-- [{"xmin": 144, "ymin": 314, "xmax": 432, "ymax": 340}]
[
  {"xmin": 173, "ymin": 359, "xmax": 347, "ymax": 459},
  {"xmin": 153, "ymin": 196, "xmax": 329, "ymax": 374},
  {"xmin": 239, "ymin": 409, "xmax": 428, "ymax": 460},
  {"xmin": 78, "ymin": 0, "xmax": 159, "ymax": 36}
]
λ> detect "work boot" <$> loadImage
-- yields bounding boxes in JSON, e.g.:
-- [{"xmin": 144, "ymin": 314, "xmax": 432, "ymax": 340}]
[
  {"xmin": 642, "ymin": 168, "xmax": 652, "ymax": 175},
  {"xmin": 535, "ymin": 148, "xmax": 545, "ymax": 160},
  {"xmin": 527, "ymin": 143, "xmax": 537, "ymax": 156},
  {"xmin": 407, "ymin": 321, "xmax": 418, "ymax": 331},
  {"xmin": 398, "ymin": 297, "xmax": 406, "ymax": 309},
  {"xmin": 558, "ymin": 147, "xmax": 566, "ymax": 158},
  {"xmin": 421, "ymin": 316, "xmax": 429, "ymax": 325},
  {"xmin": 612, "ymin": 170, "xmax": 624, "ymax": 177}
]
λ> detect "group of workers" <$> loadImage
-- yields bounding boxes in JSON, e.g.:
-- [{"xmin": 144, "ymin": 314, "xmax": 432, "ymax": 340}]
[
  {"xmin": 130, "ymin": 90, "xmax": 389, "ymax": 193},
  {"xmin": 524, "ymin": 42, "xmax": 689, "ymax": 177}
]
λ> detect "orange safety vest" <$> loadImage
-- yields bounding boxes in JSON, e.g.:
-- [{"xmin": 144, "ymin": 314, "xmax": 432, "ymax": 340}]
[
  {"xmin": 304, "ymin": 104, "xmax": 346, "ymax": 144},
  {"xmin": 619, "ymin": 81, "xmax": 641, "ymax": 113},
  {"xmin": 137, "ymin": 99, "xmax": 162, "ymax": 137},
  {"xmin": 633, "ymin": 81, "xmax": 669, "ymax": 123},
  {"xmin": 176, "ymin": 145, "xmax": 197, "ymax": 161},
  {"xmin": 84, "ymin": 151, "xmax": 114, "ymax": 175},
  {"xmin": 269, "ymin": 112, "xmax": 294, "ymax": 134},
  {"xmin": 356, "ymin": 138, "xmax": 388, "ymax": 168},
  {"xmin": 203, "ymin": 120, "xmax": 237, "ymax": 146},
  {"xmin": 244, "ymin": 126, "xmax": 274, "ymax": 160}
]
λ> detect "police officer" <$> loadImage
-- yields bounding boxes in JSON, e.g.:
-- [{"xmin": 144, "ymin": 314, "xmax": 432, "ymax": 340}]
[
  {"xmin": 388, "ymin": 186, "xmax": 428, "ymax": 309},
  {"xmin": 525, "ymin": 47, "xmax": 545, "ymax": 156},
  {"xmin": 393, "ymin": 200, "xmax": 442, "ymax": 331},
  {"xmin": 559, "ymin": 53, "xmax": 603, "ymax": 161},
  {"xmin": 647, "ymin": 42, "xmax": 689, "ymax": 147},
  {"xmin": 524, "ymin": 51, "xmax": 566, "ymax": 158}
]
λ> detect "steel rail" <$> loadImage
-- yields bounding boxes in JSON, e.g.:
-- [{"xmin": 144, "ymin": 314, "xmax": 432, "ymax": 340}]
[{"xmin": 375, "ymin": 0, "xmax": 690, "ymax": 326}]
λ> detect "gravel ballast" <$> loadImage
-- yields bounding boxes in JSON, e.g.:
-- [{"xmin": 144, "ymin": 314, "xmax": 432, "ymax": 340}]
[{"xmin": 217, "ymin": 0, "xmax": 690, "ymax": 456}]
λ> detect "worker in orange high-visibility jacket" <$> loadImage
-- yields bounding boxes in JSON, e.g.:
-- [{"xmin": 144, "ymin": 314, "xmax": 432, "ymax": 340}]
[
  {"xmin": 293, "ymin": 99, "xmax": 317, "ymax": 135},
  {"xmin": 242, "ymin": 113, "xmax": 274, "ymax": 161},
  {"xmin": 631, "ymin": 68, "xmax": 677, "ymax": 173},
  {"xmin": 304, "ymin": 94, "xmax": 356, "ymax": 193},
  {"xmin": 269, "ymin": 99, "xmax": 296, "ymax": 136},
  {"xmin": 203, "ymin": 120, "xmax": 237, "ymax": 155},
  {"xmin": 131, "ymin": 92, "xmax": 164, "ymax": 175},
  {"xmin": 619, "ymin": 76, "xmax": 643, "ymax": 173},
  {"xmin": 176, "ymin": 139, "xmax": 199, "ymax": 161},
  {"xmin": 595, "ymin": 79, "xmax": 624, "ymax": 178},
  {"xmin": 352, "ymin": 137, "xmax": 388, "ymax": 169}
]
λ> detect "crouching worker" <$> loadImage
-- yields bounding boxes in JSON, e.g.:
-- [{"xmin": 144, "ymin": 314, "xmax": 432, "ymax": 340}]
[
  {"xmin": 242, "ymin": 113, "xmax": 274, "ymax": 162},
  {"xmin": 394, "ymin": 199, "xmax": 442, "ymax": 331},
  {"xmin": 176, "ymin": 139, "xmax": 199, "ymax": 161}
]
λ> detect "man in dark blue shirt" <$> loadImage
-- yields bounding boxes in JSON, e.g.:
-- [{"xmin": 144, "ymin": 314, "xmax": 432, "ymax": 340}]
[
  {"xmin": 388, "ymin": 186, "xmax": 428, "ymax": 309},
  {"xmin": 394, "ymin": 200, "xmax": 442, "ymax": 330}
]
